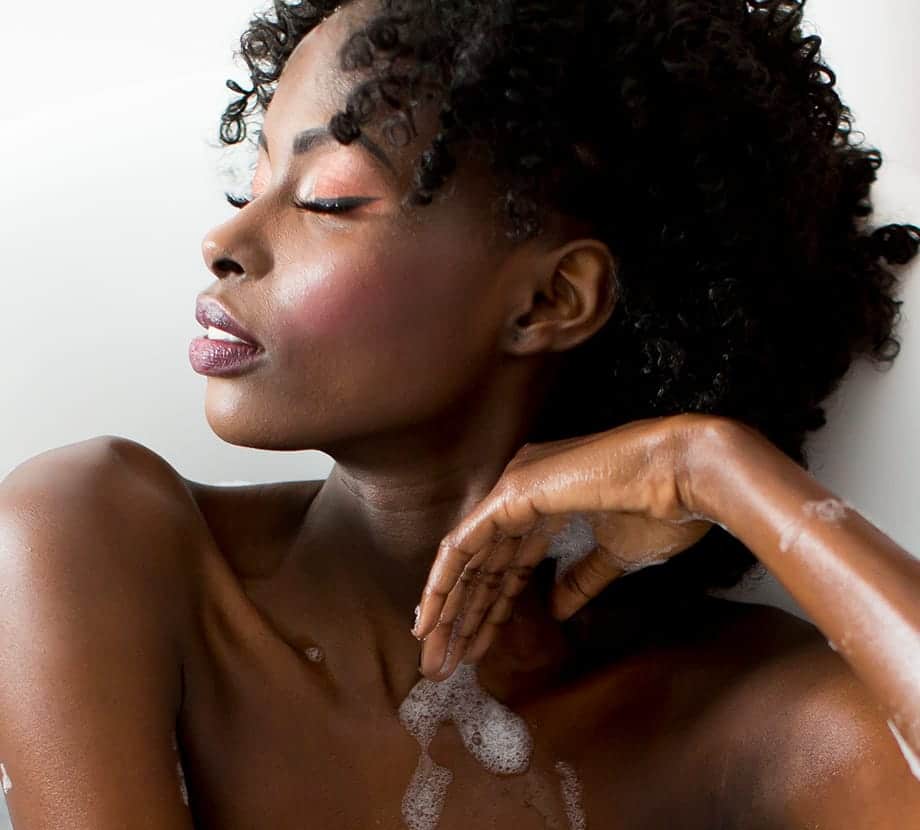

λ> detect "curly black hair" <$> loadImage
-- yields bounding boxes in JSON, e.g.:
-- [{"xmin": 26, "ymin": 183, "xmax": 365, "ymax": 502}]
[{"xmin": 217, "ymin": 0, "xmax": 919, "ymax": 660}]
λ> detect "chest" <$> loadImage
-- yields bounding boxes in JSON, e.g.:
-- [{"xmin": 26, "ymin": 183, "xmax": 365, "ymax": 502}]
[{"xmin": 175, "ymin": 587, "xmax": 742, "ymax": 830}]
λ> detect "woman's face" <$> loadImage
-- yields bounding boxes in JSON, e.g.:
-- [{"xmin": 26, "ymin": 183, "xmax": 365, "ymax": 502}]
[{"xmin": 198, "ymin": 3, "xmax": 539, "ymax": 454}]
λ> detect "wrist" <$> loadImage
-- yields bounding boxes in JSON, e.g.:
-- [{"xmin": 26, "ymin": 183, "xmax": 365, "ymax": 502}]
[{"xmin": 679, "ymin": 415, "xmax": 754, "ymax": 526}]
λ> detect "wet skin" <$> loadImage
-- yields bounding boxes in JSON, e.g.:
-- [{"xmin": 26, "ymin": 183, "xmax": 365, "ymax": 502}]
[
  {"xmin": 0, "ymin": 435, "xmax": 905, "ymax": 829},
  {"xmin": 1, "ymin": 0, "xmax": 917, "ymax": 827},
  {"xmin": 178, "ymin": 468, "xmax": 849, "ymax": 830}
]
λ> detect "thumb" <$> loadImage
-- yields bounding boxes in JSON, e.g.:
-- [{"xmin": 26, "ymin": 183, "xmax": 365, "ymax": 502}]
[{"xmin": 548, "ymin": 547, "xmax": 626, "ymax": 621}]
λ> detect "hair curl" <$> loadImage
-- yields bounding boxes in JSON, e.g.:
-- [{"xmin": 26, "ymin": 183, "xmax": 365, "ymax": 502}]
[{"xmin": 218, "ymin": 0, "xmax": 919, "ymax": 658}]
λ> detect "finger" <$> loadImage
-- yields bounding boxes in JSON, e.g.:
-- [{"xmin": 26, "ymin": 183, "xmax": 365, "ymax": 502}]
[
  {"xmin": 434, "ymin": 558, "xmax": 481, "ymax": 630},
  {"xmin": 464, "ymin": 516, "xmax": 568, "ymax": 633},
  {"xmin": 462, "ymin": 598, "xmax": 516, "ymax": 666},
  {"xmin": 437, "ymin": 627, "xmax": 472, "ymax": 680},
  {"xmin": 549, "ymin": 545, "xmax": 626, "ymax": 621},
  {"xmin": 461, "ymin": 621, "xmax": 500, "ymax": 666},
  {"xmin": 419, "ymin": 617, "xmax": 460, "ymax": 680},
  {"xmin": 433, "ymin": 531, "xmax": 507, "ymax": 631},
  {"xmin": 424, "ymin": 610, "xmax": 477, "ymax": 682},
  {"xmin": 415, "ymin": 529, "xmax": 493, "ymax": 640},
  {"xmin": 431, "ymin": 538, "xmax": 518, "ymax": 680},
  {"xmin": 416, "ymin": 486, "xmax": 539, "ymax": 639},
  {"xmin": 455, "ymin": 535, "xmax": 522, "ymax": 638},
  {"xmin": 485, "ymin": 562, "xmax": 532, "ymax": 625},
  {"xmin": 458, "ymin": 530, "xmax": 549, "ymax": 663},
  {"xmin": 456, "ymin": 514, "xmax": 562, "ymax": 654}
]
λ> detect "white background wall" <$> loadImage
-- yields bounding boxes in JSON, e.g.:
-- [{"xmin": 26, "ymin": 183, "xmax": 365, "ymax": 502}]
[{"xmin": 0, "ymin": 10, "xmax": 917, "ymax": 813}]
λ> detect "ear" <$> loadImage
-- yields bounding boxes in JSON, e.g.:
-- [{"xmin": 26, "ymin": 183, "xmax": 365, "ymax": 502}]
[{"xmin": 502, "ymin": 239, "xmax": 618, "ymax": 355}]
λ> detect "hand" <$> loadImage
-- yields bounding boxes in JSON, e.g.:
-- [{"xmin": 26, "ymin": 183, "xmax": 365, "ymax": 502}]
[{"xmin": 412, "ymin": 413, "xmax": 723, "ymax": 680}]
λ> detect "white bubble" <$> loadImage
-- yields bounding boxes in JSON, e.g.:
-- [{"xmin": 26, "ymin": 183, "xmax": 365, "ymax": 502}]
[
  {"xmin": 177, "ymin": 761, "xmax": 189, "ymax": 806},
  {"xmin": 555, "ymin": 760, "xmax": 586, "ymax": 830},
  {"xmin": 544, "ymin": 513, "xmax": 598, "ymax": 582},
  {"xmin": 171, "ymin": 731, "xmax": 189, "ymax": 807},
  {"xmin": 779, "ymin": 498, "xmax": 853, "ymax": 553},
  {"xmin": 778, "ymin": 518, "xmax": 804, "ymax": 554},
  {"xmin": 803, "ymin": 498, "xmax": 849, "ymax": 523},
  {"xmin": 400, "ymin": 754, "xmax": 453, "ymax": 830},
  {"xmin": 304, "ymin": 646, "xmax": 325, "ymax": 663},
  {"xmin": 672, "ymin": 511, "xmax": 732, "ymax": 534},
  {"xmin": 398, "ymin": 662, "xmax": 534, "ymax": 828}
]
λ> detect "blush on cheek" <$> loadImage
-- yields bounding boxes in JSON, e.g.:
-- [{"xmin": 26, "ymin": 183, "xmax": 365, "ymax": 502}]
[
  {"xmin": 271, "ymin": 253, "xmax": 351, "ymax": 339},
  {"xmin": 277, "ymin": 244, "xmax": 475, "ymax": 352}
]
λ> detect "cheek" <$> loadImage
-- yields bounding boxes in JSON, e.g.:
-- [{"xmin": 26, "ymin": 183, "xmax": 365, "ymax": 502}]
[{"xmin": 272, "ymin": 233, "xmax": 493, "ymax": 365}]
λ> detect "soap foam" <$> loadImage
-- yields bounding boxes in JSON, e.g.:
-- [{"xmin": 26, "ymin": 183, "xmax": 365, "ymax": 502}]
[
  {"xmin": 544, "ymin": 513, "xmax": 598, "ymax": 583},
  {"xmin": 304, "ymin": 646, "xmax": 325, "ymax": 663},
  {"xmin": 401, "ymin": 754, "xmax": 453, "ymax": 830},
  {"xmin": 672, "ymin": 511, "xmax": 732, "ymax": 534},
  {"xmin": 0, "ymin": 762, "xmax": 11, "ymax": 795},
  {"xmin": 544, "ymin": 511, "xmax": 680, "ymax": 580},
  {"xmin": 803, "ymin": 498, "xmax": 850, "ymax": 523},
  {"xmin": 887, "ymin": 719, "xmax": 920, "ymax": 782},
  {"xmin": 554, "ymin": 760, "xmax": 586, "ymax": 830},
  {"xmin": 779, "ymin": 498, "xmax": 854, "ymax": 553},
  {"xmin": 171, "ymin": 730, "xmax": 189, "ymax": 806},
  {"xmin": 398, "ymin": 662, "xmax": 534, "ymax": 829}
]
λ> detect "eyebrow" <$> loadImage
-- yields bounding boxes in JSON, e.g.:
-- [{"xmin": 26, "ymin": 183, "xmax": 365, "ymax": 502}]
[{"xmin": 258, "ymin": 126, "xmax": 397, "ymax": 177}]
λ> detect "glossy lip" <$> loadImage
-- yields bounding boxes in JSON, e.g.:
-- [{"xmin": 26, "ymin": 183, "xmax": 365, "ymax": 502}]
[
  {"xmin": 195, "ymin": 295, "xmax": 263, "ymax": 349},
  {"xmin": 188, "ymin": 336, "xmax": 266, "ymax": 377}
]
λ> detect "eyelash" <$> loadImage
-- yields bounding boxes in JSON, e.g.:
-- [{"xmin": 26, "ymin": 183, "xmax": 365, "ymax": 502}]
[{"xmin": 224, "ymin": 192, "xmax": 369, "ymax": 215}]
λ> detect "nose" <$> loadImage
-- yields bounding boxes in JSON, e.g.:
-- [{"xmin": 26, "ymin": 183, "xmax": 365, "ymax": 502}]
[
  {"xmin": 201, "ymin": 238, "xmax": 238, "ymax": 278},
  {"xmin": 201, "ymin": 217, "xmax": 273, "ymax": 281}
]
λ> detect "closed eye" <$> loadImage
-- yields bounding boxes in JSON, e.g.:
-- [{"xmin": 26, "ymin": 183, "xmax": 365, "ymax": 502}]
[{"xmin": 223, "ymin": 191, "xmax": 378, "ymax": 215}]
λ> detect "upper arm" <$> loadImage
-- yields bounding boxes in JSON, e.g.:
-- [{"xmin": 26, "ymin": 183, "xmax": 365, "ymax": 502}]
[
  {"xmin": 0, "ymin": 437, "xmax": 199, "ymax": 828},
  {"xmin": 766, "ymin": 645, "xmax": 920, "ymax": 828}
]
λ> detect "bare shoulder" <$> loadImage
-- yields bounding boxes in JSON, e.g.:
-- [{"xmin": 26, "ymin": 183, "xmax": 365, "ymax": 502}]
[
  {"xmin": 0, "ymin": 436, "xmax": 198, "ymax": 827},
  {"xmin": 691, "ymin": 599, "xmax": 920, "ymax": 828},
  {"xmin": 2, "ymin": 434, "xmax": 197, "ymax": 517},
  {"xmin": 0, "ymin": 435, "xmax": 203, "ymax": 638}
]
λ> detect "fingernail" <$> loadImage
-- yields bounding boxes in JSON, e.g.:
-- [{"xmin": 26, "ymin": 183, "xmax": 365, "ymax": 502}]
[
  {"xmin": 438, "ymin": 657, "xmax": 453, "ymax": 680},
  {"xmin": 410, "ymin": 604, "xmax": 421, "ymax": 638},
  {"xmin": 438, "ymin": 642, "xmax": 454, "ymax": 678}
]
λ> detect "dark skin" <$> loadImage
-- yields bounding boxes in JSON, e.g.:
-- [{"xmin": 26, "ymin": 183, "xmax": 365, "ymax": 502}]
[{"xmin": 0, "ymin": 2, "xmax": 918, "ymax": 828}]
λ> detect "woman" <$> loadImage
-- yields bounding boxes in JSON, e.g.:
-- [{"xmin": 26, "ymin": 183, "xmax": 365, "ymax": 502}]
[{"xmin": 1, "ymin": 0, "xmax": 919, "ymax": 827}]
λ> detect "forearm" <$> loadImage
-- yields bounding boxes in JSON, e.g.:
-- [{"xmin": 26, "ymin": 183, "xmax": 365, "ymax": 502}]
[{"xmin": 688, "ymin": 419, "xmax": 920, "ymax": 756}]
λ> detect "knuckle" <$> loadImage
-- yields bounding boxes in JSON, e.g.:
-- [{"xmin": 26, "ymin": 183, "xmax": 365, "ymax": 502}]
[
  {"xmin": 459, "ymin": 567, "xmax": 482, "ymax": 584},
  {"xmin": 487, "ymin": 603, "xmax": 514, "ymax": 625},
  {"xmin": 507, "ymin": 564, "xmax": 534, "ymax": 578},
  {"xmin": 479, "ymin": 571, "xmax": 504, "ymax": 589},
  {"xmin": 498, "ymin": 470, "xmax": 526, "ymax": 501}
]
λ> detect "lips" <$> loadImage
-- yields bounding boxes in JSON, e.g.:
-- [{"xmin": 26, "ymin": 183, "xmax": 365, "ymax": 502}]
[{"xmin": 195, "ymin": 295, "xmax": 262, "ymax": 348}]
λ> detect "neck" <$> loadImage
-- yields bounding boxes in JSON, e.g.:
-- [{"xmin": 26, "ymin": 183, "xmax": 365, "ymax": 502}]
[
  {"xmin": 295, "ymin": 360, "xmax": 560, "ymax": 604},
  {"xmin": 286, "ymin": 362, "xmax": 574, "ymax": 697}
]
